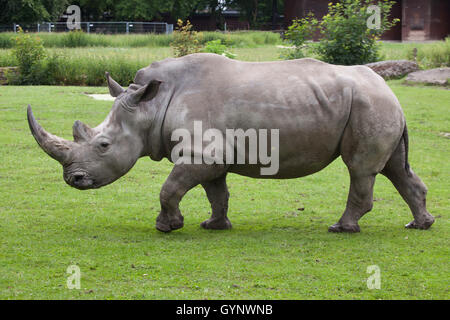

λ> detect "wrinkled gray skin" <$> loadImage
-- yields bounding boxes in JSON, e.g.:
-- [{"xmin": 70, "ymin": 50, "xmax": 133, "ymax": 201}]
[{"xmin": 27, "ymin": 53, "xmax": 435, "ymax": 233}]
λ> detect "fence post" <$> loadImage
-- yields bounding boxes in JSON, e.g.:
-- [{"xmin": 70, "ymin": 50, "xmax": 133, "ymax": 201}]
[
  {"xmin": 37, "ymin": 23, "xmax": 40, "ymax": 32},
  {"xmin": 13, "ymin": 23, "xmax": 17, "ymax": 32},
  {"xmin": 87, "ymin": 22, "xmax": 90, "ymax": 33},
  {"xmin": 126, "ymin": 22, "xmax": 129, "ymax": 34},
  {"xmin": 167, "ymin": 24, "xmax": 173, "ymax": 34},
  {"xmin": 48, "ymin": 23, "xmax": 51, "ymax": 32}
]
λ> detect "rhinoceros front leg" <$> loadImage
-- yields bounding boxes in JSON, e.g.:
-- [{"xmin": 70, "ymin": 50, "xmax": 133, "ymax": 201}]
[
  {"xmin": 156, "ymin": 164, "xmax": 228, "ymax": 232},
  {"xmin": 200, "ymin": 174, "xmax": 232, "ymax": 230}
]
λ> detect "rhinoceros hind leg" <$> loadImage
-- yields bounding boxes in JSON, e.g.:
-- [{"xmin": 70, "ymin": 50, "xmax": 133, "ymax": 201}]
[
  {"xmin": 201, "ymin": 174, "xmax": 232, "ymax": 230},
  {"xmin": 381, "ymin": 140, "xmax": 435, "ymax": 230},
  {"xmin": 329, "ymin": 174, "xmax": 376, "ymax": 233}
]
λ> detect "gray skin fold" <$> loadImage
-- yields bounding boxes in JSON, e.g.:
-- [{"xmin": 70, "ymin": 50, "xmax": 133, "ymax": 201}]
[{"xmin": 27, "ymin": 53, "xmax": 435, "ymax": 233}]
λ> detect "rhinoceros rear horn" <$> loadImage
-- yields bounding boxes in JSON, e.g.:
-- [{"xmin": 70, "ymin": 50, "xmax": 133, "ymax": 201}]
[
  {"xmin": 126, "ymin": 80, "xmax": 162, "ymax": 106},
  {"xmin": 73, "ymin": 120, "xmax": 94, "ymax": 142},
  {"xmin": 105, "ymin": 72, "xmax": 124, "ymax": 97},
  {"xmin": 27, "ymin": 105, "xmax": 74, "ymax": 164}
]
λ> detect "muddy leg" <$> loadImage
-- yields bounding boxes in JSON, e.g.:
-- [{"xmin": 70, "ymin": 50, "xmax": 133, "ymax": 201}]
[
  {"xmin": 329, "ymin": 174, "xmax": 376, "ymax": 233},
  {"xmin": 381, "ymin": 143, "xmax": 434, "ymax": 230},
  {"xmin": 200, "ymin": 174, "xmax": 232, "ymax": 230}
]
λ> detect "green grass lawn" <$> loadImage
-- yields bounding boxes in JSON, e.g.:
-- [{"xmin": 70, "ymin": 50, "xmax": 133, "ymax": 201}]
[{"xmin": 0, "ymin": 82, "xmax": 448, "ymax": 299}]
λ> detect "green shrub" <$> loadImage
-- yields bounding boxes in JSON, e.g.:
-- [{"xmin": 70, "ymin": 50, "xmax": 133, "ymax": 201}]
[
  {"xmin": 282, "ymin": 0, "xmax": 398, "ymax": 65},
  {"xmin": 9, "ymin": 28, "xmax": 47, "ymax": 84},
  {"xmin": 203, "ymin": 40, "xmax": 236, "ymax": 59},
  {"xmin": 171, "ymin": 20, "xmax": 203, "ymax": 57},
  {"xmin": 316, "ymin": 0, "xmax": 398, "ymax": 65},
  {"xmin": 280, "ymin": 13, "xmax": 318, "ymax": 60}
]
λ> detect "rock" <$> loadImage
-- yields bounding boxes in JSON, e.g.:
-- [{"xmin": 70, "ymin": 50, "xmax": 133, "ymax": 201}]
[
  {"xmin": 365, "ymin": 60, "xmax": 419, "ymax": 79},
  {"xmin": 405, "ymin": 68, "xmax": 450, "ymax": 86},
  {"xmin": 0, "ymin": 67, "xmax": 19, "ymax": 85}
]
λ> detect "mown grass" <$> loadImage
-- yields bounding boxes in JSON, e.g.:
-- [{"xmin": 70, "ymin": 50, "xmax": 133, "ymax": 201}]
[{"xmin": 0, "ymin": 82, "xmax": 448, "ymax": 299}]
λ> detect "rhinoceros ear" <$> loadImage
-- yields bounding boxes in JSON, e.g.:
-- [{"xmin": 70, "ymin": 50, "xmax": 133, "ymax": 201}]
[
  {"xmin": 127, "ymin": 80, "xmax": 162, "ymax": 106},
  {"xmin": 105, "ymin": 72, "xmax": 124, "ymax": 97},
  {"xmin": 73, "ymin": 120, "xmax": 94, "ymax": 142}
]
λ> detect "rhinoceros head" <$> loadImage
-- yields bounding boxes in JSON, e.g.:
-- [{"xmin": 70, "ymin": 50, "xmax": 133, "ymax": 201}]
[{"xmin": 27, "ymin": 72, "xmax": 161, "ymax": 190}]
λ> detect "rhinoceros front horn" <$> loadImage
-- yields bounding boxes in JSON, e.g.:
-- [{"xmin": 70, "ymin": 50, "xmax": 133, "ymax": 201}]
[
  {"xmin": 27, "ymin": 105, "xmax": 74, "ymax": 164},
  {"xmin": 105, "ymin": 72, "xmax": 124, "ymax": 97}
]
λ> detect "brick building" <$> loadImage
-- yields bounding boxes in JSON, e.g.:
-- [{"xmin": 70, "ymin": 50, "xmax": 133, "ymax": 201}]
[{"xmin": 284, "ymin": 0, "xmax": 449, "ymax": 41}]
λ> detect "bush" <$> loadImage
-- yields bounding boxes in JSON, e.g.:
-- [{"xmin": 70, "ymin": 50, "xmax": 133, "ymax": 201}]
[
  {"xmin": 280, "ymin": 13, "xmax": 318, "ymax": 60},
  {"xmin": 171, "ymin": 20, "xmax": 203, "ymax": 57},
  {"xmin": 316, "ymin": 0, "xmax": 398, "ymax": 65},
  {"xmin": 203, "ymin": 40, "xmax": 236, "ymax": 59},
  {"xmin": 9, "ymin": 28, "xmax": 47, "ymax": 84},
  {"xmin": 282, "ymin": 0, "xmax": 398, "ymax": 65}
]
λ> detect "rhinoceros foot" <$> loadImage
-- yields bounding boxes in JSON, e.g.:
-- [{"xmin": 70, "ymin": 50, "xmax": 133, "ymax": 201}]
[
  {"xmin": 200, "ymin": 217, "xmax": 232, "ymax": 230},
  {"xmin": 156, "ymin": 214, "xmax": 184, "ymax": 233},
  {"xmin": 328, "ymin": 222, "xmax": 360, "ymax": 233},
  {"xmin": 405, "ymin": 216, "xmax": 435, "ymax": 230}
]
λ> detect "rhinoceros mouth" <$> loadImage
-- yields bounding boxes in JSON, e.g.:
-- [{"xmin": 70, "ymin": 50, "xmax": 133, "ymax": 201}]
[{"xmin": 63, "ymin": 170, "xmax": 96, "ymax": 190}]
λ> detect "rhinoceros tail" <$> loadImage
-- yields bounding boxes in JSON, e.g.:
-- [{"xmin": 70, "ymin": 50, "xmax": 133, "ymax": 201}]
[{"xmin": 403, "ymin": 124, "xmax": 411, "ymax": 176}]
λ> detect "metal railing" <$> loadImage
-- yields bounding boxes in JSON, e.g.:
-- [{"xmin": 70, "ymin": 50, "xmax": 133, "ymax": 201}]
[{"xmin": 3, "ymin": 22, "xmax": 173, "ymax": 34}]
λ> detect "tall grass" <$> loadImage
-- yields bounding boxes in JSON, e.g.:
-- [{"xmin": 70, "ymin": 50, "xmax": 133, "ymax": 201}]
[
  {"xmin": 380, "ymin": 39, "xmax": 450, "ymax": 68},
  {"xmin": 0, "ymin": 31, "xmax": 281, "ymax": 49},
  {"xmin": 0, "ymin": 39, "xmax": 447, "ymax": 86},
  {"xmin": 0, "ymin": 46, "xmax": 282, "ymax": 86}
]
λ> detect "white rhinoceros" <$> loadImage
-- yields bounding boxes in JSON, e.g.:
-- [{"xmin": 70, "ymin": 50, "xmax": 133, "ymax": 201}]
[{"xmin": 27, "ymin": 54, "xmax": 435, "ymax": 233}]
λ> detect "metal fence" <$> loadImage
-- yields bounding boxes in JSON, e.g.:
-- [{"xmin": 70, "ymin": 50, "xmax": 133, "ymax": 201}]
[{"xmin": 1, "ymin": 22, "xmax": 173, "ymax": 34}]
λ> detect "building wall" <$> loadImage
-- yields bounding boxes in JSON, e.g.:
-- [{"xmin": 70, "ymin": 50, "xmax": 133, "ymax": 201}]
[
  {"xmin": 402, "ymin": 0, "xmax": 431, "ymax": 41},
  {"xmin": 430, "ymin": 0, "xmax": 449, "ymax": 40}
]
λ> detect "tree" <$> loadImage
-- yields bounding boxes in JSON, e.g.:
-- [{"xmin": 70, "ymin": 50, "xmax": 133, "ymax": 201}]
[
  {"xmin": 226, "ymin": 0, "xmax": 283, "ymax": 29},
  {"xmin": 0, "ymin": 0, "xmax": 69, "ymax": 24}
]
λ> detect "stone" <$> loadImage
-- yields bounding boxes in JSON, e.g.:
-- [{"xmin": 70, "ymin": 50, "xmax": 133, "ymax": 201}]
[
  {"xmin": 365, "ymin": 60, "xmax": 419, "ymax": 79},
  {"xmin": 405, "ymin": 68, "xmax": 450, "ymax": 86}
]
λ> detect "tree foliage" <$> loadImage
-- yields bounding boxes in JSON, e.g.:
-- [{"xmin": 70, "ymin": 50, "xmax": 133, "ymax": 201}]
[
  {"xmin": 0, "ymin": 0, "xmax": 282, "ymax": 29},
  {"xmin": 227, "ymin": 0, "xmax": 283, "ymax": 28},
  {"xmin": 0, "ymin": 0, "xmax": 69, "ymax": 24}
]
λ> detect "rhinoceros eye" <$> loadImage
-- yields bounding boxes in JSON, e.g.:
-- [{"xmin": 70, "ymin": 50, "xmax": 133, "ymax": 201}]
[{"xmin": 99, "ymin": 142, "xmax": 110, "ymax": 149}]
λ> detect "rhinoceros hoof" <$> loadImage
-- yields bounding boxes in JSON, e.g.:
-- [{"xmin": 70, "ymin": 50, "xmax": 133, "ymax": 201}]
[
  {"xmin": 200, "ymin": 217, "xmax": 232, "ymax": 230},
  {"xmin": 328, "ymin": 222, "xmax": 360, "ymax": 233},
  {"xmin": 405, "ymin": 217, "xmax": 435, "ymax": 230},
  {"xmin": 156, "ymin": 216, "xmax": 184, "ymax": 233}
]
